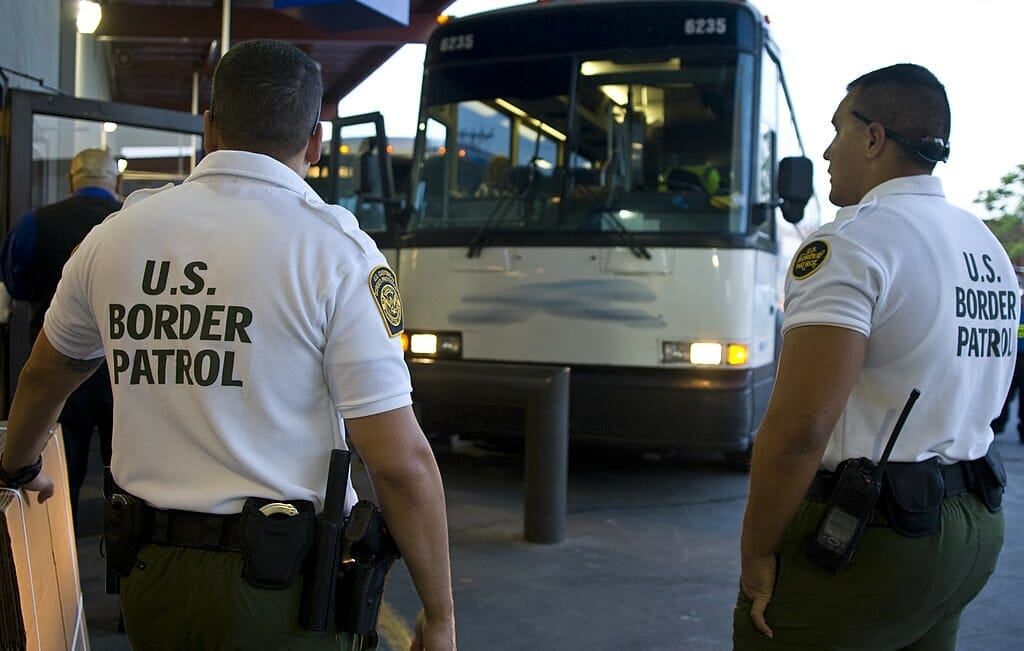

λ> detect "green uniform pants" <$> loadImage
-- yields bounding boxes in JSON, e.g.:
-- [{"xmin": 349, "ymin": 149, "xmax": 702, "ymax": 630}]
[
  {"xmin": 120, "ymin": 544, "xmax": 355, "ymax": 651},
  {"xmin": 733, "ymin": 493, "xmax": 1004, "ymax": 650}
]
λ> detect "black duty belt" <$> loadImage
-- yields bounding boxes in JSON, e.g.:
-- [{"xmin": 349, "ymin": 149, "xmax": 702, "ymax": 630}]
[
  {"xmin": 807, "ymin": 459, "xmax": 971, "ymax": 503},
  {"xmin": 142, "ymin": 507, "xmax": 243, "ymax": 552}
]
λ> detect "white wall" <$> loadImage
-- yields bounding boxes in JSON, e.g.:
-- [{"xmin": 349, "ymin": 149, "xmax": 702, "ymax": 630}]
[{"xmin": 0, "ymin": 0, "xmax": 62, "ymax": 94}]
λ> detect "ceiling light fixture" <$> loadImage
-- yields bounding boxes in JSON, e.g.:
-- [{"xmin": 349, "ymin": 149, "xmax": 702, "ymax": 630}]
[{"xmin": 76, "ymin": 1, "xmax": 102, "ymax": 35}]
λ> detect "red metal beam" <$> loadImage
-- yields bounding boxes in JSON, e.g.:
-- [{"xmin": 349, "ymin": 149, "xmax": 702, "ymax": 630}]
[{"xmin": 94, "ymin": 6, "xmax": 439, "ymax": 45}]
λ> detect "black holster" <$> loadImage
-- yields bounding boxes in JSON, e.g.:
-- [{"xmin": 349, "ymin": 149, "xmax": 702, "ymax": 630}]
[
  {"xmin": 336, "ymin": 500, "xmax": 400, "ymax": 635},
  {"xmin": 972, "ymin": 444, "xmax": 1007, "ymax": 513},
  {"xmin": 104, "ymin": 492, "xmax": 146, "ymax": 577},
  {"xmin": 103, "ymin": 475, "xmax": 148, "ymax": 593}
]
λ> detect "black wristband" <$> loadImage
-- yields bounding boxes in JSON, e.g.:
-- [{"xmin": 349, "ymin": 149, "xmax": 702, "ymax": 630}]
[{"xmin": 0, "ymin": 453, "xmax": 43, "ymax": 488}]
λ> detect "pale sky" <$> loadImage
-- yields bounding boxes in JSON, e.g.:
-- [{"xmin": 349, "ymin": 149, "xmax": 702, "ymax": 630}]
[{"xmin": 339, "ymin": 0, "xmax": 1024, "ymax": 220}]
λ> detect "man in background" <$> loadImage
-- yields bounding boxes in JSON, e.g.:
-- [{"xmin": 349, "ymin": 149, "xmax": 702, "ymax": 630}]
[{"xmin": 0, "ymin": 148, "xmax": 120, "ymax": 528}]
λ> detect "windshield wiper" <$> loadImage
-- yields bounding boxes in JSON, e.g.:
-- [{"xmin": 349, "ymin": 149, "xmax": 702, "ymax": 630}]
[
  {"xmin": 467, "ymin": 147, "xmax": 546, "ymax": 258},
  {"xmin": 596, "ymin": 210, "xmax": 651, "ymax": 260},
  {"xmin": 469, "ymin": 131, "xmax": 554, "ymax": 257},
  {"xmin": 466, "ymin": 192, "xmax": 519, "ymax": 258}
]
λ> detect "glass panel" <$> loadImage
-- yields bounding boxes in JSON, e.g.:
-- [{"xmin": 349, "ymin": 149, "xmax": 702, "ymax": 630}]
[
  {"xmin": 757, "ymin": 54, "xmax": 779, "ymax": 208},
  {"xmin": 30, "ymin": 115, "xmax": 198, "ymax": 207},
  {"xmin": 307, "ymin": 122, "xmax": 393, "ymax": 233},
  {"xmin": 409, "ymin": 52, "xmax": 752, "ymax": 236}
]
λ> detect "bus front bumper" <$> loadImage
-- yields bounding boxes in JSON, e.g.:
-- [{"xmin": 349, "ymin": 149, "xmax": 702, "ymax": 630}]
[{"xmin": 407, "ymin": 359, "xmax": 774, "ymax": 454}]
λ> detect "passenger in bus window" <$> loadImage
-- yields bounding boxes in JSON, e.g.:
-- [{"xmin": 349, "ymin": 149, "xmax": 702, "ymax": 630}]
[
  {"xmin": 474, "ymin": 154, "xmax": 513, "ymax": 197},
  {"xmin": 0, "ymin": 147, "xmax": 121, "ymax": 532},
  {"xmin": 734, "ymin": 63, "xmax": 1010, "ymax": 649},
  {"xmin": 0, "ymin": 39, "xmax": 456, "ymax": 651}
]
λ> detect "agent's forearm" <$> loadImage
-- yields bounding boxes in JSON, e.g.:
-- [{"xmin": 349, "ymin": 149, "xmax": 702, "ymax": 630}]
[
  {"xmin": 3, "ymin": 333, "xmax": 98, "ymax": 470},
  {"xmin": 741, "ymin": 415, "xmax": 827, "ymax": 562},
  {"xmin": 370, "ymin": 450, "xmax": 455, "ymax": 621}
]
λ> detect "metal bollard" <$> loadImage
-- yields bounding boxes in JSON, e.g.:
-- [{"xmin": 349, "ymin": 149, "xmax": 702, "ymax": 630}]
[{"xmin": 406, "ymin": 361, "xmax": 571, "ymax": 544}]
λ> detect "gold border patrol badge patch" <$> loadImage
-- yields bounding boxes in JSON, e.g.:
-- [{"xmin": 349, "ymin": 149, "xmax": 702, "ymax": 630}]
[
  {"xmin": 369, "ymin": 266, "xmax": 404, "ymax": 337},
  {"xmin": 792, "ymin": 240, "xmax": 830, "ymax": 280}
]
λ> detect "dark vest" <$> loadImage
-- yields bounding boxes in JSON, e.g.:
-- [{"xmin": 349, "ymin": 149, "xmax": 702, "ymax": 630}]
[{"xmin": 28, "ymin": 193, "xmax": 122, "ymax": 338}]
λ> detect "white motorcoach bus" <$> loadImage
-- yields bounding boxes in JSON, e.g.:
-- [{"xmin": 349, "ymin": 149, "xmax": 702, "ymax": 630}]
[{"xmin": 395, "ymin": 0, "xmax": 818, "ymax": 464}]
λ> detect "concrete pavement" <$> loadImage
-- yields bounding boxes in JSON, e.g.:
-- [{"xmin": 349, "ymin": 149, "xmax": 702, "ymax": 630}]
[{"xmin": 77, "ymin": 431, "xmax": 1024, "ymax": 650}]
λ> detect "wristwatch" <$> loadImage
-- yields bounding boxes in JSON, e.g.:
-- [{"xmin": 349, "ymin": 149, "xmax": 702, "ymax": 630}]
[{"xmin": 0, "ymin": 453, "xmax": 43, "ymax": 488}]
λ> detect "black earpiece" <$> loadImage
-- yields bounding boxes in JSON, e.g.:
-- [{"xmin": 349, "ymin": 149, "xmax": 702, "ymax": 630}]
[
  {"xmin": 851, "ymin": 111, "xmax": 950, "ymax": 163},
  {"xmin": 913, "ymin": 137, "xmax": 950, "ymax": 164}
]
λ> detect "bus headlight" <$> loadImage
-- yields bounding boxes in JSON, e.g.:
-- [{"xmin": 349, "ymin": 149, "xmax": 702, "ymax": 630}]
[
  {"xmin": 689, "ymin": 342, "xmax": 722, "ymax": 365},
  {"xmin": 661, "ymin": 340, "xmax": 749, "ymax": 366},
  {"xmin": 405, "ymin": 331, "xmax": 462, "ymax": 358}
]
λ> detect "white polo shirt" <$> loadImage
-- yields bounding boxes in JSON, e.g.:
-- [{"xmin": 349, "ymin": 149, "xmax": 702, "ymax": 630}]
[
  {"xmin": 783, "ymin": 175, "xmax": 1016, "ymax": 469},
  {"xmin": 44, "ymin": 150, "xmax": 412, "ymax": 514}
]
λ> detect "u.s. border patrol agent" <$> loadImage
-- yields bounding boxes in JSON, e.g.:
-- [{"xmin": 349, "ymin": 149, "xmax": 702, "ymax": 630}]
[
  {"xmin": 0, "ymin": 39, "xmax": 456, "ymax": 650},
  {"xmin": 734, "ymin": 63, "xmax": 1011, "ymax": 650}
]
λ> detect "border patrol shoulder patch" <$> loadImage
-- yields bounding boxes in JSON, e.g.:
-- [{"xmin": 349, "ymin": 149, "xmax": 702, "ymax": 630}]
[
  {"xmin": 791, "ymin": 240, "xmax": 830, "ymax": 280},
  {"xmin": 369, "ymin": 266, "xmax": 404, "ymax": 337}
]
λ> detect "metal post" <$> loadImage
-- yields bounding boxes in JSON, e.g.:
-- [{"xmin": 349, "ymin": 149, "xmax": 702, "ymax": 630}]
[
  {"xmin": 406, "ymin": 361, "xmax": 571, "ymax": 544},
  {"xmin": 190, "ymin": 71, "xmax": 199, "ymax": 170},
  {"xmin": 523, "ymin": 367, "xmax": 570, "ymax": 543},
  {"xmin": 221, "ymin": 0, "xmax": 231, "ymax": 57}
]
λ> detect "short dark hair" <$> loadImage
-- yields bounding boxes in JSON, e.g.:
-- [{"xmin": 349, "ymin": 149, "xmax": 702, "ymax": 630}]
[
  {"xmin": 210, "ymin": 39, "xmax": 323, "ymax": 159},
  {"xmin": 847, "ymin": 63, "xmax": 950, "ymax": 148}
]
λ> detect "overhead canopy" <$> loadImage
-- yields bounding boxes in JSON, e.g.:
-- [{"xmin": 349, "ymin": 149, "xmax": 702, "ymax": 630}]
[
  {"xmin": 92, "ymin": 0, "xmax": 457, "ymax": 118},
  {"xmin": 275, "ymin": 0, "xmax": 410, "ymax": 31}
]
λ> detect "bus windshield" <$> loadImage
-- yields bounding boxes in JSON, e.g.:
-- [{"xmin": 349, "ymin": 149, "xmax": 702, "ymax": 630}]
[{"xmin": 409, "ymin": 51, "xmax": 755, "ymax": 237}]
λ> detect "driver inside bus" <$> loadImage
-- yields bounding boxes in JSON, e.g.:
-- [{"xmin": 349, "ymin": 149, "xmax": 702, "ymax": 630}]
[{"xmin": 660, "ymin": 158, "xmax": 730, "ymax": 209}]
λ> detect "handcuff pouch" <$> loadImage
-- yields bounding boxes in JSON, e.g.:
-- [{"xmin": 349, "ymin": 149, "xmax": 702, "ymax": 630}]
[
  {"xmin": 240, "ymin": 497, "xmax": 315, "ymax": 589},
  {"xmin": 878, "ymin": 460, "xmax": 944, "ymax": 537}
]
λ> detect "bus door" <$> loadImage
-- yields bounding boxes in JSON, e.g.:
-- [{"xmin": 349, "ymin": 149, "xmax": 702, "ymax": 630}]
[
  {"xmin": 320, "ymin": 112, "xmax": 403, "ymax": 266},
  {"xmin": 0, "ymin": 89, "xmax": 203, "ymax": 413}
]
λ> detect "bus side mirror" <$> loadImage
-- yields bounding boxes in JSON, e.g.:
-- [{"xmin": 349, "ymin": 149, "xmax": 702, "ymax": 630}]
[{"xmin": 778, "ymin": 156, "xmax": 813, "ymax": 224}]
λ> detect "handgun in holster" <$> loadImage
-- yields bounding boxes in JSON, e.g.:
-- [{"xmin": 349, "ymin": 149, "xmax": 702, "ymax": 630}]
[
  {"xmin": 299, "ymin": 449, "xmax": 400, "ymax": 644},
  {"xmin": 336, "ymin": 499, "xmax": 401, "ymax": 637},
  {"xmin": 102, "ymin": 467, "xmax": 148, "ymax": 594},
  {"xmin": 806, "ymin": 388, "xmax": 920, "ymax": 573}
]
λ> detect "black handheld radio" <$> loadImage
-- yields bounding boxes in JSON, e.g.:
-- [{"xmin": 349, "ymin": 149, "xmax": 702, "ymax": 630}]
[{"xmin": 806, "ymin": 388, "xmax": 921, "ymax": 573}]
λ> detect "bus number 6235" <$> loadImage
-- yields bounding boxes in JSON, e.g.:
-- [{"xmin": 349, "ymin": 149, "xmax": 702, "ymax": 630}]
[
  {"xmin": 439, "ymin": 34, "xmax": 474, "ymax": 52},
  {"xmin": 684, "ymin": 17, "xmax": 727, "ymax": 35}
]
